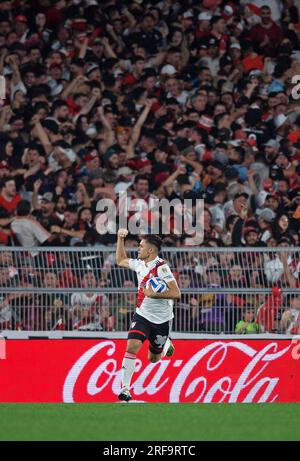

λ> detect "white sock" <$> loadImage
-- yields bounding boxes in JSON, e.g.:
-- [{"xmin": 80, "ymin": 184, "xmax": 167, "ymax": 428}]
[
  {"xmin": 162, "ymin": 337, "xmax": 171, "ymax": 357},
  {"xmin": 121, "ymin": 352, "xmax": 136, "ymax": 390}
]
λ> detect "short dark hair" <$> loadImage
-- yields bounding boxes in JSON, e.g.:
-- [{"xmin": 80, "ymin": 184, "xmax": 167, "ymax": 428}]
[
  {"xmin": 211, "ymin": 15, "xmax": 222, "ymax": 26},
  {"xmin": 134, "ymin": 175, "xmax": 149, "ymax": 184},
  {"xmin": 143, "ymin": 234, "xmax": 162, "ymax": 252},
  {"xmin": 131, "ymin": 55, "xmax": 145, "ymax": 64},
  {"xmin": 1, "ymin": 176, "xmax": 14, "ymax": 188},
  {"xmin": 79, "ymin": 206, "xmax": 92, "ymax": 219},
  {"xmin": 65, "ymin": 205, "xmax": 78, "ymax": 214},
  {"xmin": 16, "ymin": 200, "xmax": 31, "ymax": 217},
  {"xmin": 52, "ymin": 99, "xmax": 68, "ymax": 112},
  {"xmin": 2, "ymin": 176, "xmax": 15, "ymax": 186},
  {"xmin": 176, "ymin": 174, "xmax": 190, "ymax": 186}
]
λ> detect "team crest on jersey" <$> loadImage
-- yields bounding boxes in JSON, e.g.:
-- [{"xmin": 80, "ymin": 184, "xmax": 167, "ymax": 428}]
[
  {"xmin": 162, "ymin": 267, "xmax": 168, "ymax": 273},
  {"xmin": 154, "ymin": 335, "xmax": 167, "ymax": 348},
  {"xmin": 131, "ymin": 322, "xmax": 136, "ymax": 329}
]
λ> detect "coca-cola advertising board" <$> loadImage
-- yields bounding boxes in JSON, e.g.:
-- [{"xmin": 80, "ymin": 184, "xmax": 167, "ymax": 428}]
[{"xmin": 0, "ymin": 339, "xmax": 299, "ymax": 403}]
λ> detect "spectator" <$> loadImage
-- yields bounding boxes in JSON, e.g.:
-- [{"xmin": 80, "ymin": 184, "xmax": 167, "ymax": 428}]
[
  {"xmin": 264, "ymin": 240, "xmax": 300, "ymax": 285},
  {"xmin": 272, "ymin": 212, "xmax": 293, "ymax": 242},
  {"xmin": 226, "ymin": 263, "xmax": 246, "ymax": 288},
  {"xmin": 280, "ymin": 295, "xmax": 300, "ymax": 334},
  {"xmin": 0, "ymin": 177, "xmax": 21, "ymax": 214},
  {"xmin": 36, "ymin": 271, "xmax": 70, "ymax": 330},
  {"xmin": 195, "ymin": 269, "xmax": 228, "ymax": 333},
  {"xmin": 117, "ymin": 279, "xmax": 136, "ymax": 331},
  {"xmin": 9, "ymin": 281, "xmax": 35, "ymax": 330},
  {"xmin": 70, "ymin": 271, "xmax": 109, "ymax": 331},
  {"xmin": 235, "ymin": 307, "xmax": 260, "ymax": 334},
  {"xmin": 0, "ymin": 291, "xmax": 11, "ymax": 330},
  {"xmin": 10, "ymin": 200, "xmax": 52, "ymax": 250},
  {"xmin": 249, "ymin": 5, "xmax": 283, "ymax": 57},
  {"xmin": 257, "ymin": 208, "xmax": 274, "ymax": 242},
  {"xmin": 256, "ymin": 286, "xmax": 283, "ymax": 332},
  {"xmin": 243, "ymin": 226, "xmax": 259, "ymax": 245},
  {"xmin": 32, "ymin": 180, "xmax": 61, "ymax": 232},
  {"xmin": 50, "ymin": 205, "xmax": 86, "ymax": 246},
  {"xmin": 174, "ymin": 270, "xmax": 195, "ymax": 331}
]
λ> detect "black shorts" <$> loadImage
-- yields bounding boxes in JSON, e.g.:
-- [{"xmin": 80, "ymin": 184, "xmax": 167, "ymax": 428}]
[{"xmin": 128, "ymin": 312, "xmax": 171, "ymax": 355}]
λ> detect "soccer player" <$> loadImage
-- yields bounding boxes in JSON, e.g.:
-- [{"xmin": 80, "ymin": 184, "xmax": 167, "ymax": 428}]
[{"xmin": 116, "ymin": 229, "xmax": 181, "ymax": 402}]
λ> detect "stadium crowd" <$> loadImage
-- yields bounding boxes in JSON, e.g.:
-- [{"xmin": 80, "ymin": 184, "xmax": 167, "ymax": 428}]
[{"xmin": 0, "ymin": 0, "xmax": 300, "ymax": 334}]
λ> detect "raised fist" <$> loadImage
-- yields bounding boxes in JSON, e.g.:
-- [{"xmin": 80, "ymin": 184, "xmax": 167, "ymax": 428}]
[{"xmin": 118, "ymin": 228, "xmax": 128, "ymax": 239}]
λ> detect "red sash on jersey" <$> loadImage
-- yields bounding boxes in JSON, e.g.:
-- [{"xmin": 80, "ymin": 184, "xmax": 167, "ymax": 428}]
[{"xmin": 136, "ymin": 260, "xmax": 166, "ymax": 309}]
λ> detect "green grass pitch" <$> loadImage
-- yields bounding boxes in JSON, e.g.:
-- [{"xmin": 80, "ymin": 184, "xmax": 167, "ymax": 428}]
[{"xmin": 0, "ymin": 403, "xmax": 299, "ymax": 441}]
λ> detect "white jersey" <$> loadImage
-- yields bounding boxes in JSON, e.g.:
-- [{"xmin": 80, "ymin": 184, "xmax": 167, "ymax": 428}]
[{"xmin": 129, "ymin": 256, "xmax": 176, "ymax": 324}]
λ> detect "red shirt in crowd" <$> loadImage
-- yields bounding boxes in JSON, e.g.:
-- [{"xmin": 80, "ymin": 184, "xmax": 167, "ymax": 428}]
[
  {"xmin": 0, "ymin": 194, "xmax": 21, "ymax": 214},
  {"xmin": 250, "ymin": 22, "xmax": 283, "ymax": 56}
]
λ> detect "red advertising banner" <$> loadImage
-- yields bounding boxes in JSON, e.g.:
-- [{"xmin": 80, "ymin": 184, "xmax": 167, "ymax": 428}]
[{"xmin": 0, "ymin": 339, "xmax": 299, "ymax": 403}]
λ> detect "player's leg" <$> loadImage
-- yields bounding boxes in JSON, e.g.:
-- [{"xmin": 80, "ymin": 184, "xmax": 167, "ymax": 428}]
[
  {"xmin": 119, "ymin": 338, "xmax": 143, "ymax": 401},
  {"xmin": 148, "ymin": 319, "xmax": 174, "ymax": 363},
  {"xmin": 148, "ymin": 351, "xmax": 161, "ymax": 362},
  {"xmin": 118, "ymin": 314, "xmax": 149, "ymax": 402},
  {"xmin": 163, "ymin": 319, "xmax": 175, "ymax": 357},
  {"xmin": 162, "ymin": 337, "xmax": 175, "ymax": 357},
  {"xmin": 148, "ymin": 339, "xmax": 174, "ymax": 362}
]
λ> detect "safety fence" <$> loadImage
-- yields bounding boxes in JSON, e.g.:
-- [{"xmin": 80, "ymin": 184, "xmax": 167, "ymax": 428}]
[{"xmin": 0, "ymin": 247, "xmax": 299, "ymax": 335}]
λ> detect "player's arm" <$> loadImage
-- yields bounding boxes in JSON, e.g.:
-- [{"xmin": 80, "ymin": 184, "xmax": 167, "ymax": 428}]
[
  {"xmin": 116, "ymin": 228, "xmax": 130, "ymax": 268},
  {"xmin": 143, "ymin": 280, "xmax": 181, "ymax": 300},
  {"xmin": 147, "ymin": 264, "xmax": 181, "ymax": 299}
]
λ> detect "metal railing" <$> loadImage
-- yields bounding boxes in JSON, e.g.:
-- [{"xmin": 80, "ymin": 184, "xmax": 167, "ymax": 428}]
[{"xmin": 0, "ymin": 246, "xmax": 299, "ymax": 335}]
